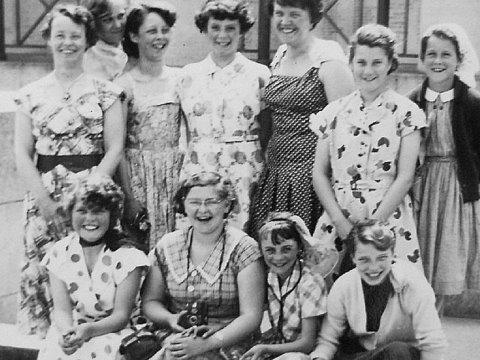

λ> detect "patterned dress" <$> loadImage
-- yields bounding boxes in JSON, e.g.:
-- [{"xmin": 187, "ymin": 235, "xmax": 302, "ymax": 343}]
[
  {"xmin": 248, "ymin": 40, "xmax": 346, "ymax": 235},
  {"xmin": 310, "ymin": 89, "xmax": 426, "ymax": 269},
  {"xmin": 37, "ymin": 233, "xmax": 149, "ymax": 360},
  {"xmin": 115, "ymin": 66, "xmax": 184, "ymax": 249},
  {"xmin": 178, "ymin": 53, "xmax": 270, "ymax": 230},
  {"xmin": 14, "ymin": 73, "xmax": 124, "ymax": 337},
  {"xmin": 414, "ymin": 88, "xmax": 480, "ymax": 295},
  {"xmin": 150, "ymin": 226, "xmax": 262, "ymax": 359}
]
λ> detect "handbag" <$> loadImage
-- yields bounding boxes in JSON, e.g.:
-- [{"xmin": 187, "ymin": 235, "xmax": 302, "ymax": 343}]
[{"xmin": 119, "ymin": 324, "xmax": 170, "ymax": 360}]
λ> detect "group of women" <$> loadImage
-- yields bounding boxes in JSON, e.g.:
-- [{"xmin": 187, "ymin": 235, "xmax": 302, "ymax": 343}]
[{"xmin": 12, "ymin": 0, "xmax": 480, "ymax": 359}]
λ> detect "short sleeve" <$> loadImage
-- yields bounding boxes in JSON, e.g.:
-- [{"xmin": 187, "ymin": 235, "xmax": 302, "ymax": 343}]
[
  {"xmin": 112, "ymin": 246, "xmax": 149, "ymax": 285},
  {"xmin": 309, "ymin": 100, "xmax": 342, "ymax": 139},
  {"xmin": 95, "ymin": 78, "xmax": 125, "ymax": 111},
  {"xmin": 299, "ymin": 269, "xmax": 327, "ymax": 318},
  {"xmin": 231, "ymin": 235, "xmax": 262, "ymax": 274},
  {"xmin": 114, "ymin": 73, "xmax": 134, "ymax": 104},
  {"xmin": 41, "ymin": 238, "xmax": 70, "ymax": 281},
  {"xmin": 398, "ymin": 102, "xmax": 427, "ymax": 137}
]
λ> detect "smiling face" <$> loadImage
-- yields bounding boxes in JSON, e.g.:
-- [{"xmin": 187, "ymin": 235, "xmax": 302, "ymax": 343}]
[
  {"xmin": 352, "ymin": 241, "xmax": 394, "ymax": 286},
  {"xmin": 261, "ymin": 235, "xmax": 299, "ymax": 280},
  {"xmin": 130, "ymin": 11, "xmax": 172, "ymax": 62},
  {"xmin": 72, "ymin": 200, "xmax": 110, "ymax": 243},
  {"xmin": 272, "ymin": 3, "xmax": 312, "ymax": 46},
  {"xmin": 48, "ymin": 14, "xmax": 87, "ymax": 65},
  {"xmin": 422, "ymin": 35, "xmax": 459, "ymax": 92},
  {"xmin": 96, "ymin": 0, "xmax": 128, "ymax": 46},
  {"xmin": 184, "ymin": 185, "xmax": 229, "ymax": 236},
  {"xmin": 206, "ymin": 17, "xmax": 240, "ymax": 59},
  {"xmin": 352, "ymin": 45, "xmax": 392, "ymax": 103}
]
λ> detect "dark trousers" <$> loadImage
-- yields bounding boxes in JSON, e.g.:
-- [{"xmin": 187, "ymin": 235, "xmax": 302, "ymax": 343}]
[{"xmin": 333, "ymin": 341, "xmax": 421, "ymax": 360}]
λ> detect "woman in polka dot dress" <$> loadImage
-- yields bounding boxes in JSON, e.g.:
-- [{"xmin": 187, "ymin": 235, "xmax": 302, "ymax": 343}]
[
  {"xmin": 37, "ymin": 174, "xmax": 148, "ymax": 360},
  {"xmin": 248, "ymin": 0, "xmax": 354, "ymax": 236}
]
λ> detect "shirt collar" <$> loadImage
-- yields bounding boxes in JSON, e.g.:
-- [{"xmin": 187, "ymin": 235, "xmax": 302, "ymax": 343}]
[
  {"xmin": 203, "ymin": 52, "xmax": 246, "ymax": 75},
  {"xmin": 425, "ymin": 87, "xmax": 455, "ymax": 102}
]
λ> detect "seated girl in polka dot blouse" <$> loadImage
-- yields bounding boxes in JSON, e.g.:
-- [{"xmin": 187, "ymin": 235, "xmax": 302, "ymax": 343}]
[{"xmin": 37, "ymin": 174, "xmax": 149, "ymax": 360}]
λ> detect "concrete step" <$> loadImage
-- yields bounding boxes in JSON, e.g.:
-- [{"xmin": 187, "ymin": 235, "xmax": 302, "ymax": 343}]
[{"xmin": 0, "ymin": 323, "xmax": 41, "ymax": 360}]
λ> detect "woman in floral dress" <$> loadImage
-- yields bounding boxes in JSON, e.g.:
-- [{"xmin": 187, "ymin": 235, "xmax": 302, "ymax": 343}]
[
  {"xmin": 116, "ymin": 1, "xmax": 183, "ymax": 249},
  {"xmin": 178, "ymin": 0, "xmax": 270, "ymax": 230},
  {"xmin": 310, "ymin": 24, "xmax": 425, "ymax": 274},
  {"xmin": 14, "ymin": 4, "xmax": 125, "ymax": 337},
  {"xmin": 248, "ymin": 0, "xmax": 354, "ymax": 236}
]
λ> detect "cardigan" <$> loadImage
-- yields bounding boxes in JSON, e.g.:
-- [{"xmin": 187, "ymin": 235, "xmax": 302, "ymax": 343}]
[
  {"xmin": 408, "ymin": 76, "xmax": 480, "ymax": 202},
  {"xmin": 311, "ymin": 260, "xmax": 446, "ymax": 360}
]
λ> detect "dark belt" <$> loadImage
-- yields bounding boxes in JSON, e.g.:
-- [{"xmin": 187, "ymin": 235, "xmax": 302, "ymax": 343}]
[{"xmin": 36, "ymin": 154, "xmax": 103, "ymax": 173}]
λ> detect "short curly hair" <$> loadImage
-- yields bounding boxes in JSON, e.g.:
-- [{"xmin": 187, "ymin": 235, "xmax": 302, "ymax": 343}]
[
  {"xmin": 194, "ymin": 0, "xmax": 255, "ymax": 34},
  {"xmin": 173, "ymin": 172, "xmax": 238, "ymax": 218},
  {"xmin": 348, "ymin": 23, "xmax": 399, "ymax": 74},
  {"xmin": 41, "ymin": 4, "xmax": 97, "ymax": 48},
  {"xmin": 269, "ymin": 0, "xmax": 323, "ymax": 29},
  {"xmin": 122, "ymin": 0, "xmax": 177, "ymax": 58},
  {"xmin": 345, "ymin": 219, "xmax": 396, "ymax": 257}
]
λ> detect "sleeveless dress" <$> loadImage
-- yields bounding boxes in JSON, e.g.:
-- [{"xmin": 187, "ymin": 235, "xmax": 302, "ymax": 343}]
[
  {"xmin": 310, "ymin": 89, "xmax": 426, "ymax": 271},
  {"xmin": 14, "ymin": 73, "xmax": 124, "ymax": 337},
  {"xmin": 248, "ymin": 40, "xmax": 346, "ymax": 235},
  {"xmin": 178, "ymin": 53, "xmax": 270, "ymax": 231},
  {"xmin": 115, "ymin": 66, "xmax": 184, "ymax": 249}
]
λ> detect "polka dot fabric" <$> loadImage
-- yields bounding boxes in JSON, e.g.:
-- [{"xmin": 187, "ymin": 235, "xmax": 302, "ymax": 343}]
[
  {"xmin": 248, "ymin": 62, "xmax": 327, "ymax": 235},
  {"xmin": 38, "ymin": 233, "xmax": 149, "ymax": 360}
]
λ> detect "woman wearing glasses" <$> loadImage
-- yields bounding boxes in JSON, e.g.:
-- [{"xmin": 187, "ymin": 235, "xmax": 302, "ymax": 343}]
[{"xmin": 142, "ymin": 172, "xmax": 265, "ymax": 359}]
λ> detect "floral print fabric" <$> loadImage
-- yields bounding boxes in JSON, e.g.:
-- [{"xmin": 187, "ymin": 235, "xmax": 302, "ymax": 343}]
[
  {"xmin": 178, "ymin": 53, "xmax": 270, "ymax": 230},
  {"xmin": 14, "ymin": 73, "xmax": 123, "ymax": 337},
  {"xmin": 116, "ymin": 66, "xmax": 184, "ymax": 248},
  {"xmin": 36, "ymin": 233, "xmax": 148, "ymax": 360},
  {"xmin": 310, "ymin": 89, "xmax": 426, "ymax": 268}
]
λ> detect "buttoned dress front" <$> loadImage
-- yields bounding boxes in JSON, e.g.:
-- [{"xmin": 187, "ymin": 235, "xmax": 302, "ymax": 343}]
[
  {"xmin": 310, "ymin": 89, "xmax": 426, "ymax": 268},
  {"xmin": 150, "ymin": 226, "xmax": 262, "ymax": 359},
  {"xmin": 37, "ymin": 233, "xmax": 149, "ymax": 360},
  {"xmin": 178, "ymin": 53, "xmax": 270, "ymax": 230}
]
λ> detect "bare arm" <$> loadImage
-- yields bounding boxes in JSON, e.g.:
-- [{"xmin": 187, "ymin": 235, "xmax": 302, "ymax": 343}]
[
  {"xmin": 73, "ymin": 267, "xmax": 143, "ymax": 341},
  {"xmin": 14, "ymin": 111, "xmax": 63, "ymax": 226},
  {"xmin": 242, "ymin": 317, "xmax": 319, "ymax": 359},
  {"xmin": 371, "ymin": 131, "xmax": 421, "ymax": 222},
  {"xmin": 141, "ymin": 257, "xmax": 186, "ymax": 332},
  {"xmin": 318, "ymin": 60, "xmax": 355, "ymax": 103},
  {"xmin": 95, "ymin": 98, "xmax": 125, "ymax": 176},
  {"xmin": 312, "ymin": 138, "xmax": 352, "ymax": 239}
]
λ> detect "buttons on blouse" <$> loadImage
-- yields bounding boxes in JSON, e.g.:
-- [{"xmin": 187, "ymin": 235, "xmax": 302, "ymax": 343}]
[
  {"xmin": 187, "ymin": 285, "xmax": 195, "ymax": 292},
  {"xmin": 191, "ymin": 270, "xmax": 198, "ymax": 277}
]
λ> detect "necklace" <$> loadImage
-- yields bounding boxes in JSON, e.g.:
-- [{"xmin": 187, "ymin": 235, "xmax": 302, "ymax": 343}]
[
  {"xmin": 53, "ymin": 70, "xmax": 85, "ymax": 102},
  {"xmin": 79, "ymin": 237, "xmax": 104, "ymax": 247}
]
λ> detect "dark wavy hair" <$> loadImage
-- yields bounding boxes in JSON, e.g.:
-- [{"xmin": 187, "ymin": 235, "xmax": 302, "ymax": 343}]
[
  {"xmin": 348, "ymin": 23, "xmax": 399, "ymax": 74},
  {"xmin": 269, "ymin": 0, "xmax": 323, "ymax": 29},
  {"xmin": 41, "ymin": 4, "xmax": 97, "ymax": 48},
  {"xmin": 195, "ymin": 0, "xmax": 255, "ymax": 34},
  {"xmin": 123, "ymin": 1, "xmax": 177, "ymax": 59},
  {"xmin": 66, "ymin": 175, "xmax": 139, "ymax": 251},
  {"xmin": 345, "ymin": 219, "xmax": 396, "ymax": 257},
  {"xmin": 173, "ymin": 172, "xmax": 237, "ymax": 218}
]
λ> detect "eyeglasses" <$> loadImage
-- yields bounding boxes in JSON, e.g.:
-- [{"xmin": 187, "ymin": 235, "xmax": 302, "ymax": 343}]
[{"xmin": 184, "ymin": 198, "xmax": 224, "ymax": 209}]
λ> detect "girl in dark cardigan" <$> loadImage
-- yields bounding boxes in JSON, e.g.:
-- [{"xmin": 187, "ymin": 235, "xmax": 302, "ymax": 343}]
[{"xmin": 409, "ymin": 23, "xmax": 480, "ymax": 312}]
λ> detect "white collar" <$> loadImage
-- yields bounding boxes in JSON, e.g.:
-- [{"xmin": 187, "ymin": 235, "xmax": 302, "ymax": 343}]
[{"xmin": 425, "ymin": 87, "xmax": 454, "ymax": 102}]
